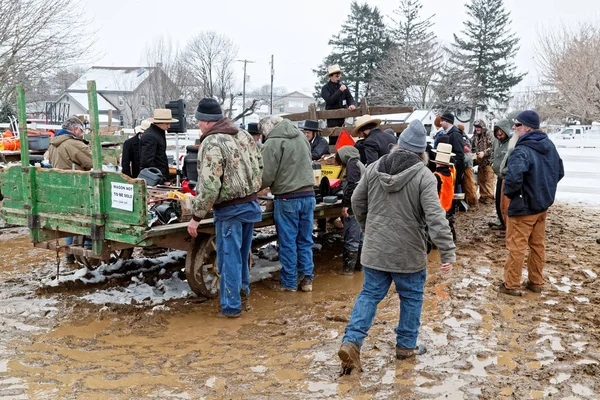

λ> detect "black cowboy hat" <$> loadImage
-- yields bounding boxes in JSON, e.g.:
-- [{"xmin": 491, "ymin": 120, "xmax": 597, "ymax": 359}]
[
  {"xmin": 247, "ymin": 122, "xmax": 260, "ymax": 135},
  {"xmin": 301, "ymin": 120, "xmax": 321, "ymax": 132}
]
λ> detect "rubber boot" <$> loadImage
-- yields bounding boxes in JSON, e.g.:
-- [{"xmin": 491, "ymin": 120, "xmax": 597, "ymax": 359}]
[
  {"xmin": 340, "ymin": 250, "xmax": 356, "ymax": 276},
  {"xmin": 354, "ymin": 245, "xmax": 363, "ymax": 271}
]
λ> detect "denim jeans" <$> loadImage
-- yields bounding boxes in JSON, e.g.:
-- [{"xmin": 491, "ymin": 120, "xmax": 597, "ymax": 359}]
[
  {"xmin": 213, "ymin": 201, "xmax": 262, "ymax": 315},
  {"xmin": 343, "ymin": 266, "xmax": 427, "ymax": 349},
  {"xmin": 342, "ymin": 214, "xmax": 362, "ymax": 252},
  {"xmin": 274, "ymin": 196, "xmax": 316, "ymax": 290}
]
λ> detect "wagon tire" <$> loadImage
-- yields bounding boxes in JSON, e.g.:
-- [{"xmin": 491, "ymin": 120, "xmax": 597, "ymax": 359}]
[{"xmin": 185, "ymin": 235, "xmax": 219, "ymax": 299}]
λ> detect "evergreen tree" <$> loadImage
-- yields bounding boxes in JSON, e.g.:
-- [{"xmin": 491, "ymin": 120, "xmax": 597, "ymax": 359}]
[
  {"xmin": 0, "ymin": 103, "xmax": 15, "ymax": 124},
  {"xmin": 371, "ymin": 0, "xmax": 440, "ymax": 107},
  {"xmin": 313, "ymin": 2, "xmax": 392, "ymax": 103},
  {"xmin": 451, "ymin": 0, "xmax": 524, "ymax": 121}
]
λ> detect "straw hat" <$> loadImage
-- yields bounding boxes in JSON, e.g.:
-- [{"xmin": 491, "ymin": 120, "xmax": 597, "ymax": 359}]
[
  {"xmin": 327, "ymin": 64, "xmax": 342, "ymax": 76},
  {"xmin": 352, "ymin": 115, "xmax": 381, "ymax": 136},
  {"xmin": 432, "ymin": 143, "xmax": 455, "ymax": 166},
  {"xmin": 134, "ymin": 119, "xmax": 151, "ymax": 134},
  {"xmin": 148, "ymin": 108, "xmax": 178, "ymax": 124}
]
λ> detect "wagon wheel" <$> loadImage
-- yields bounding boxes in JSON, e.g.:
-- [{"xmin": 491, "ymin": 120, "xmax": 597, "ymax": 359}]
[
  {"xmin": 71, "ymin": 236, "xmax": 101, "ymax": 269},
  {"xmin": 185, "ymin": 235, "xmax": 220, "ymax": 299},
  {"xmin": 110, "ymin": 248, "xmax": 134, "ymax": 263}
]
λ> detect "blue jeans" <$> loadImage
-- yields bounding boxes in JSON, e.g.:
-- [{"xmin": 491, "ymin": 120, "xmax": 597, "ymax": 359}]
[
  {"xmin": 213, "ymin": 201, "xmax": 262, "ymax": 315},
  {"xmin": 343, "ymin": 267, "xmax": 426, "ymax": 349},
  {"xmin": 274, "ymin": 196, "xmax": 316, "ymax": 290},
  {"xmin": 343, "ymin": 214, "xmax": 362, "ymax": 252}
]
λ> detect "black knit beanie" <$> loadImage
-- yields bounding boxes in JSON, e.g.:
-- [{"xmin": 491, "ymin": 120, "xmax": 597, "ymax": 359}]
[
  {"xmin": 195, "ymin": 98, "xmax": 224, "ymax": 122},
  {"xmin": 440, "ymin": 112, "xmax": 455, "ymax": 124}
]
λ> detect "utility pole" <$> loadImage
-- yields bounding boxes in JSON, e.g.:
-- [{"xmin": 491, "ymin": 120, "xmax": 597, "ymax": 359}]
[
  {"xmin": 237, "ymin": 59, "xmax": 255, "ymax": 127},
  {"xmin": 270, "ymin": 55, "xmax": 274, "ymax": 115}
]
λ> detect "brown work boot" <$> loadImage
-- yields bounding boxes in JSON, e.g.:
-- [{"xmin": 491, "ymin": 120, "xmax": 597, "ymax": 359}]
[
  {"xmin": 300, "ymin": 276, "xmax": 313, "ymax": 292},
  {"xmin": 396, "ymin": 345, "xmax": 427, "ymax": 360},
  {"xmin": 495, "ymin": 282, "xmax": 523, "ymax": 297},
  {"xmin": 522, "ymin": 280, "xmax": 542, "ymax": 293},
  {"xmin": 338, "ymin": 342, "xmax": 362, "ymax": 374},
  {"xmin": 270, "ymin": 282, "xmax": 297, "ymax": 292},
  {"xmin": 240, "ymin": 291, "xmax": 252, "ymax": 311}
]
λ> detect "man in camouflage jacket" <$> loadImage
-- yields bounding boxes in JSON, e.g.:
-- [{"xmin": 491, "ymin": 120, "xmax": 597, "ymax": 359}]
[
  {"xmin": 471, "ymin": 119, "xmax": 496, "ymax": 203},
  {"xmin": 187, "ymin": 98, "xmax": 263, "ymax": 318}
]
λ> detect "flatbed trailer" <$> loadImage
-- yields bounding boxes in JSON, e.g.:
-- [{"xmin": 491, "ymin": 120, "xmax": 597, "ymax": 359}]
[{"xmin": 0, "ymin": 82, "xmax": 342, "ymax": 299}]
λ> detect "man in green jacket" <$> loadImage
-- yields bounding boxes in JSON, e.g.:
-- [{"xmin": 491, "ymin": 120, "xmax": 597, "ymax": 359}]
[
  {"xmin": 338, "ymin": 120, "xmax": 455, "ymax": 374},
  {"xmin": 259, "ymin": 116, "xmax": 316, "ymax": 292}
]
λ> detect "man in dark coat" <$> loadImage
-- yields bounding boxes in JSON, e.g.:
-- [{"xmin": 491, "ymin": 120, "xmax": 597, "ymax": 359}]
[
  {"xmin": 140, "ymin": 108, "xmax": 178, "ymax": 180},
  {"xmin": 439, "ymin": 112, "xmax": 465, "ymax": 192},
  {"xmin": 301, "ymin": 120, "xmax": 329, "ymax": 160},
  {"xmin": 121, "ymin": 120, "xmax": 150, "ymax": 178},
  {"xmin": 321, "ymin": 64, "xmax": 356, "ymax": 128},
  {"xmin": 353, "ymin": 115, "xmax": 396, "ymax": 165},
  {"xmin": 498, "ymin": 110, "xmax": 564, "ymax": 297}
]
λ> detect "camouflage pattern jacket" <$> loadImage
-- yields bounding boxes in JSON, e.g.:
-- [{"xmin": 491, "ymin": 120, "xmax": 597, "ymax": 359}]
[
  {"xmin": 471, "ymin": 128, "xmax": 494, "ymax": 167},
  {"xmin": 192, "ymin": 118, "xmax": 263, "ymax": 220}
]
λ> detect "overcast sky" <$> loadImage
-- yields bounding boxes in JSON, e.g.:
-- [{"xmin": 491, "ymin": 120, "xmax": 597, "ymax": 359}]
[{"xmin": 82, "ymin": 0, "xmax": 598, "ymax": 96}]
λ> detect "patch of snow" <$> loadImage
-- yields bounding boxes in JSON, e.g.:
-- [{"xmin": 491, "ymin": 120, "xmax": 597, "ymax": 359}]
[
  {"xmin": 550, "ymin": 373, "xmax": 571, "ymax": 385},
  {"xmin": 575, "ymin": 297, "xmax": 589, "ymax": 303},
  {"xmin": 251, "ymin": 365, "xmax": 268, "ymax": 373},
  {"xmin": 307, "ymin": 382, "xmax": 338, "ymax": 396},
  {"xmin": 571, "ymin": 384, "xmax": 594, "ymax": 397},
  {"xmin": 582, "ymin": 269, "xmax": 597, "ymax": 280},
  {"xmin": 544, "ymin": 300, "xmax": 558, "ymax": 305}
]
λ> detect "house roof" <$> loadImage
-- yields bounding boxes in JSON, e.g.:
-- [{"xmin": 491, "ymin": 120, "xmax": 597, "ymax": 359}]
[
  {"xmin": 68, "ymin": 66, "xmax": 155, "ymax": 92},
  {"xmin": 279, "ymin": 91, "xmax": 313, "ymax": 99},
  {"xmin": 59, "ymin": 92, "xmax": 117, "ymax": 111},
  {"xmin": 406, "ymin": 109, "xmax": 434, "ymax": 123}
]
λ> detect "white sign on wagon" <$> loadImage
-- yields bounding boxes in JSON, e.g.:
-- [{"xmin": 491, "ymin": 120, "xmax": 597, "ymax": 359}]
[{"xmin": 111, "ymin": 182, "xmax": 134, "ymax": 211}]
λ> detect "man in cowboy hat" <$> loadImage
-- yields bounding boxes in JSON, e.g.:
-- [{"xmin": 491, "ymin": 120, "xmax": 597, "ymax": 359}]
[
  {"xmin": 353, "ymin": 115, "xmax": 396, "ymax": 165},
  {"xmin": 301, "ymin": 120, "xmax": 329, "ymax": 160},
  {"xmin": 140, "ymin": 108, "xmax": 179, "ymax": 181},
  {"xmin": 432, "ymin": 138, "xmax": 457, "ymax": 241},
  {"xmin": 321, "ymin": 64, "xmax": 356, "ymax": 128},
  {"xmin": 122, "ymin": 119, "xmax": 150, "ymax": 178},
  {"xmin": 187, "ymin": 98, "xmax": 263, "ymax": 318},
  {"xmin": 498, "ymin": 110, "xmax": 564, "ymax": 296},
  {"xmin": 247, "ymin": 122, "xmax": 263, "ymax": 148}
]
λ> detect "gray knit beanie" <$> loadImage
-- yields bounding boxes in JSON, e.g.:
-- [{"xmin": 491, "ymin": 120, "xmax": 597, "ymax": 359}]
[{"xmin": 397, "ymin": 120, "xmax": 427, "ymax": 153}]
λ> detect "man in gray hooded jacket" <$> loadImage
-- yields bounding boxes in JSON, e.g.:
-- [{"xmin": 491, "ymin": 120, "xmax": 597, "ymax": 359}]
[{"xmin": 338, "ymin": 119, "xmax": 455, "ymax": 374}]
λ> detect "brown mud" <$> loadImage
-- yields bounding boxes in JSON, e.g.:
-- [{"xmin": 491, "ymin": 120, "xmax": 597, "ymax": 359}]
[{"xmin": 0, "ymin": 202, "xmax": 599, "ymax": 399}]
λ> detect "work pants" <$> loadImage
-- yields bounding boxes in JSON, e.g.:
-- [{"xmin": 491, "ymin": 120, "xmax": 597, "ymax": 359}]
[
  {"xmin": 504, "ymin": 211, "xmax": 547, "ymax": 290},
  {"xmin": 478, "ymin": 165, "xmax": 496, "ymax": 201},
  {"xmin": 500, "ymin": 181, "xmax": 510, "ymax": 226},
  {"xmin": 462, "ymin": 167, "xmax": 478, "ymax": 207},
  {"xmin": 495, "ymin": 178, "xmax": 504, "ymax": 226}
]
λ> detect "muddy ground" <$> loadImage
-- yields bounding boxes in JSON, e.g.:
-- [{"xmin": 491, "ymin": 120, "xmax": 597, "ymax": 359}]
[{"xmin": 0, "ymin": 201, "xmax": 598, "ymax": 399}]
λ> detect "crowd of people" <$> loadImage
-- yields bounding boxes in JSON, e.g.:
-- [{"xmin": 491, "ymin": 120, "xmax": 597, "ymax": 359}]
[{"xmin": 45, "ymin": 62, "xmax": 566, "ymax": 375}]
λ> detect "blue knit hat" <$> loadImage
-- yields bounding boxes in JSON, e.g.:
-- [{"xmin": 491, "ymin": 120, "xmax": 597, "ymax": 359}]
[
  {"xmin": 516, "ymin": 110, "xmax": 540, "ymax": 129},
  {"xmin": 397, "ymin": 120, "xmax": 427, "ymax": 153}
]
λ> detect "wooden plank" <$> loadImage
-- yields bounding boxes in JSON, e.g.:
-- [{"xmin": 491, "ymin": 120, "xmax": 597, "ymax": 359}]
[
  {"xmin": 280, "ymin": 111, "xmax": 311, "ymax": 121},
  {"xmin": 321, "ymin": 123, "xmax": 408, "ymax": 137},
  {"xmin": 360, "ymin": 98, "xmax": 368, "ymax": 115},
  {"xmin": 308, "ymin": 103, "xmax": 318, "ymax": 121},
  {"xmin": 369, "ymin": 106, "xmax": 414, "ymax": 115}
]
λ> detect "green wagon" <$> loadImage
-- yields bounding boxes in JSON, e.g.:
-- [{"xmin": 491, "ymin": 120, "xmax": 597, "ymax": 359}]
[{"xmin": 0, "ymin": 83, "xmax": 342, "ymax": 299}]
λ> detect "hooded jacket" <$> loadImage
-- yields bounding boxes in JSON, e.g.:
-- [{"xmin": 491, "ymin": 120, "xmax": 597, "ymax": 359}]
[
  {"xmin": 471, "ymin": 121, "xmax": 494, "ymax": 167},
  {"xmin": 351, "ymin": 149, "xmax": 456, "ymax": 274},
  {"xmin": 355, "ymin": 128, "xmax": 397, "ymax": 165},
  {"xmin": 192, "ymin": 118, "xmax": 263, "ymax": 220},
  {"xmin": 338, "ymin": 146, "xmax": 365, "ymax": 213},
  {"xmin": 491, "ymin": 119, "xmax": 512, "ymax": 177},
  {"xmin": 48, "ymin": 130, "xmax": 93, "ymax": 171},
  {"xmin": 446, "ymin": 125, "xmax": 465, "ymax": 166},
  {"xmin": 140, "ymin": 124, "xmax": 169, "ymax": 179},
  {"xmin": 261, "ymin": 119, "xmax": 315, "ymax": 196},
  {"xmin": 504, "ymin": 131, "xmax": 564, "ymax": 216}
]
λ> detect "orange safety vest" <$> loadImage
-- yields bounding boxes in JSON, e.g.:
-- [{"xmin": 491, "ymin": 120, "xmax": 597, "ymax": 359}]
[{"xmin": 434, "ymin": 167, "xmax": 455, "ymax": 212}]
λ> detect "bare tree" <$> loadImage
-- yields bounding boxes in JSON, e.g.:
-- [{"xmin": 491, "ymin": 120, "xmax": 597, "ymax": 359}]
[
  {"xmin": 0, "ymin": 0, "xmax": 93, "ymax": 104},
  {"xmin": 184, "ymin": 31, "xmax": 238, "ymax": 106},
  {"xmin": 536, "ymin": 22, "xmax": 600, "ymax": 124}
]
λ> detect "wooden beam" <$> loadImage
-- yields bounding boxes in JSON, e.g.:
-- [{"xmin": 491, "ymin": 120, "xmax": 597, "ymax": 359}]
[
  {"xmin": 321, "ymin": 123, "xmax": 409, "ymax": 137},
  {"xmin": 308, "ymin": 103, "xmax": 318, "ymax": 121},
  {"xmin": 282, "ymin": 104, "xmax": 414, "ymax": 122}
]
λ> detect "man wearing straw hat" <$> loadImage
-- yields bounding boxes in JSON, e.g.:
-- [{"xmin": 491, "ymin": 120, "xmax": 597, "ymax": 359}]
[
  {"xmin": 140, "ymin": 108, "xmax": 178, "ymax": 181},
  {"xmin": 321, "ymin": 64, "xmax": 356, "ymax": 128},
  {"xmin": 432, "ymin": 139, "xmax": 457, "ymax": 241},
  {"xmin": 353, "ymin": 114, "xmax": 396, "ymax": 165},
  {"xmin": 122, "ymin": 119, "xmax": 150, "ymax": 178}
]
